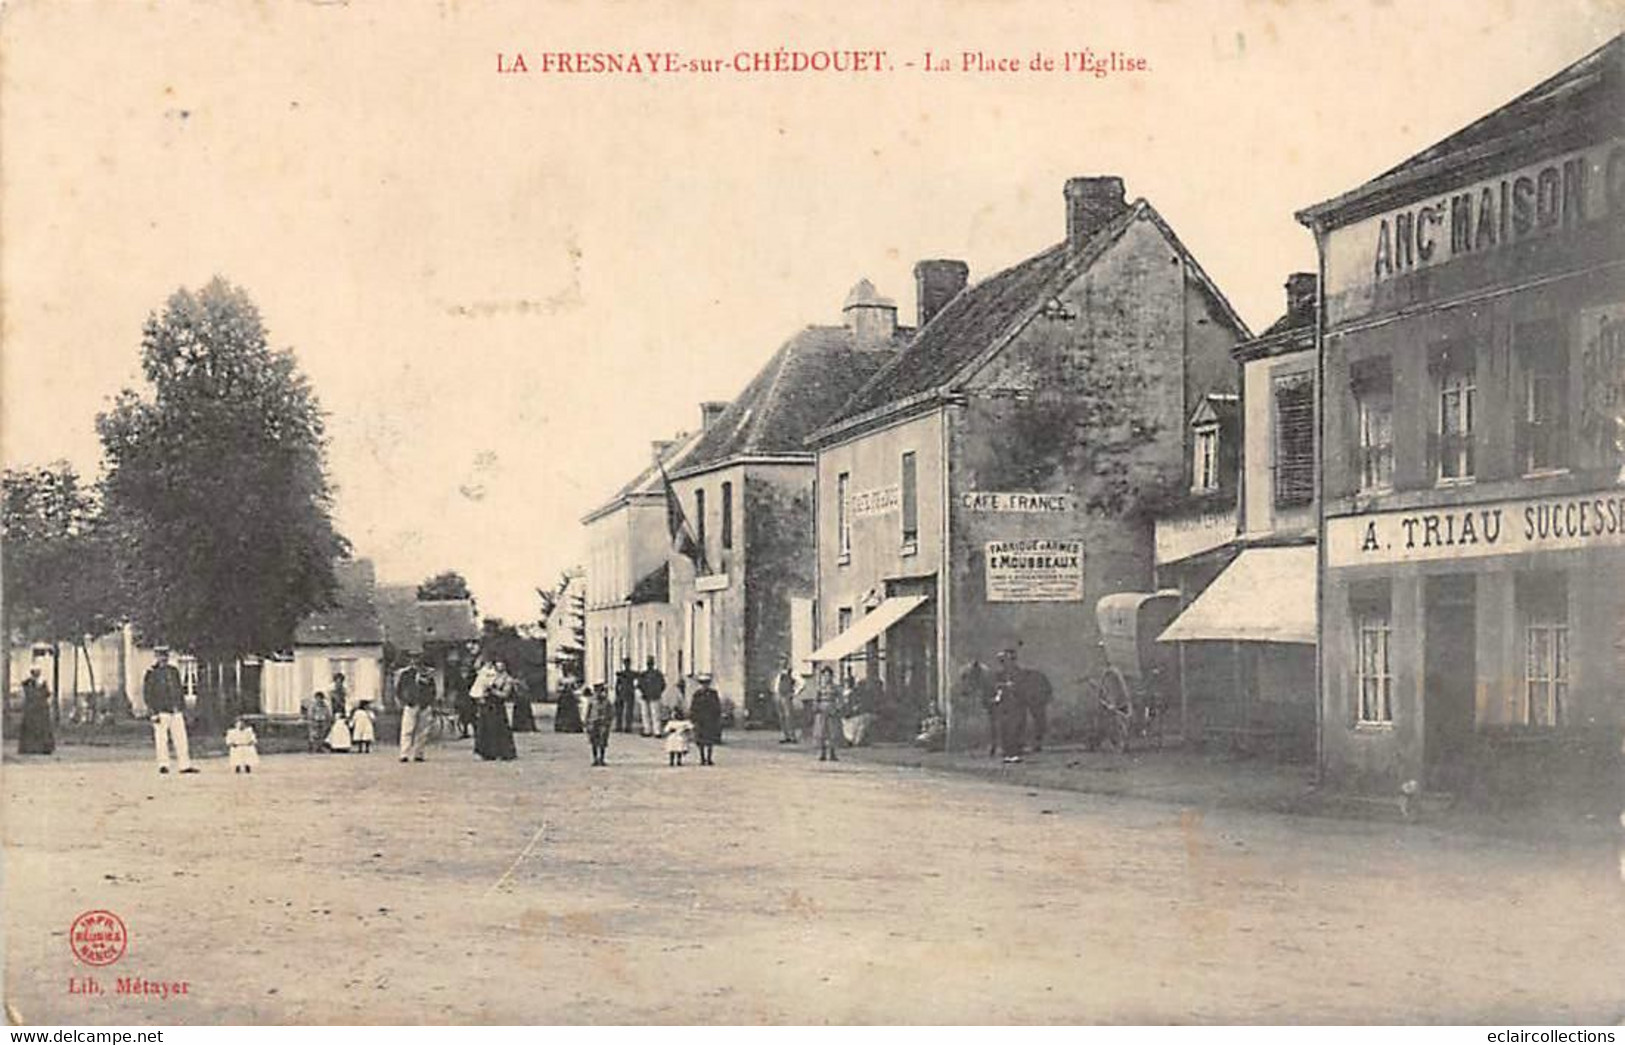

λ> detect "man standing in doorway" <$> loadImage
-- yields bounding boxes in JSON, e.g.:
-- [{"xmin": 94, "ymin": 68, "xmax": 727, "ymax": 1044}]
[
  {"xmin": 145, "ymin": 647, "xmax": 197, "ymax": 775},
  {"xmin": 638, "ymin": 655, "xmax": 666, "ymax": 738},
  {"xmin": 614, "ymin": 657, "xmax": 638, "ymax": 734},
  {"xmin": 773, "ymin": 655, "xmax": 800, "ymax": 743},
  {"xmin": 396, "ymin": 654, "xmax": 436, "ymax": 763}
]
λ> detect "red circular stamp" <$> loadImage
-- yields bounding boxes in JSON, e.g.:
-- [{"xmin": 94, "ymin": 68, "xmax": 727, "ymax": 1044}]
[{"xmin": 69, "ymin": 910, "xmax": 127, "ymax": 967}]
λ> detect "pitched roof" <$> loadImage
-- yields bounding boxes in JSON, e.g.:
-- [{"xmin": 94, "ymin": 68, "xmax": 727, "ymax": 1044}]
[
  {"xmin": 377, "ymin": 585, "xmax": 422, "ymax": 650},
  {"xmin": 818, "ymin": 201, "xmax": 1246, "ymax": 440},
  {"xmin": 581, "ymin": 427, "xmax": 705, "ymax": 523},
  {"xmin": 830, "ymin": 244, "xmax": 1072, "ymax": 426},
  {"xmin": 673, "ymin": 322, "xmax": 908, "ymax": 477},
  {"xmin": 420, "ymin": 599, "xmax": 479, "ymax": 644},
  {"xmin": 295, "ymin": 559, "xmax": 383, "ymax": 646},
  {"xmin": 1298, "ymin": 34, "xmax": 1623, "ymax": 227}
]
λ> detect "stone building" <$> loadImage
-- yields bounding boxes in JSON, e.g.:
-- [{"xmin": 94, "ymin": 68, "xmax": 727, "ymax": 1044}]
[
  {"xmin": 663, "ymin": 283, "xmax": 910, "ymax": 722},
  {"xmin": 581, "ymin": 425, "xmax": 706, "ymax": 689},
  {"xmin": 1298, "ymin": 36, "xmax": 1625, "ymax": 801},
  {"xmin": 807, "ymin": 175, "xmax": 1248, "ymax": 750}
]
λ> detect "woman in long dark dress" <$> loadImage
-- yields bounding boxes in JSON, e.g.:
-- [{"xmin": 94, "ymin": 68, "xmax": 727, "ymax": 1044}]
[
  {"xmin": 471, "ymin": 660, "xmax": 518, "ymax": 761},
  {"xmin": 17, "ymin": 667, "xmax": 55, "ymax": 755},
  {"xmin": 688, "ymin": 673, "xmax": 723, "ymax": 767},
  {"xmin": 553, "ymin": 681, "xmax": 584, "ymax": 733}
]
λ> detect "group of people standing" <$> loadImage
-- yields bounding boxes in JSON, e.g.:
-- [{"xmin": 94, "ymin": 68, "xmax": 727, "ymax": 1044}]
[
  {"xmin": 959, "ymin": 645, "xmax": 1053, "ymax": 764},
  {"xmin": 578, "ymin": 659, "xmax": 723, "ymax": 768},
  {"xmin": 303, "ymin": 671, "xmax": 377, "ymax": 755}
]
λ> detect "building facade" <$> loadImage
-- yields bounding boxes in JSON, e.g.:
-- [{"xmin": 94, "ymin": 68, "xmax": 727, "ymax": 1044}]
[
  {"xmin": 1157, "ymin": 274, "xmax": 1319, "ymax": 759},
  {"xmin": 665, "ymin": 283, "xmax": 910, "ymax": 721},
  {"xmin": 810, "ymin": 176, "xmax": 1248, "ymax": 751},
  {"xmin": 581, "ymin": 426, "xmax": 706, "ymax": 690},
  {"xmin": 1299, "ymin": 37, "xmax": 1625, "ymax": 798}
]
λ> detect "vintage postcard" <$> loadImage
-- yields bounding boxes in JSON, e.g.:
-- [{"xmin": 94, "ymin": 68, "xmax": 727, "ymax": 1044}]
[{"xmin": 3, "ymin": 0, "xmax": 1624, "ymax": 1028}]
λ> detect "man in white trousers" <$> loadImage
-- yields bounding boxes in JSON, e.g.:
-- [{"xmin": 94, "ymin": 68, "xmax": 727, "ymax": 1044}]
[
  {"xmin": 144, "ymin": 647, "xmax": 197, "ymax": 774},
  {"xmin": 396, "ymin": 655, "xmax": 436, "ymax": 763}
]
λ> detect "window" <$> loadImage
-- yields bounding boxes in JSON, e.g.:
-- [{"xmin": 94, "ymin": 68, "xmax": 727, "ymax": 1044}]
[
  {"xmin": 1273, "ymin": 372, "xmax": 1315, "ymax": 507},
  {"xmin": 837, "ymin": 472, "xmax": 851, "ymax": 560},
  {"xmin": 837, "ymin": 607, "xmax": 853, "ymax": 634},
  {"xmin": 1192, "ymin": 424, "xmax": 1220, "ymax": 493},
  {"xmin": 1519, "ymin": 575, "xmax": 1567, "ymax": 728},
  {"xmin": 720, "ymin": 481, "xmax": 733, "ymax": 550},
  {"xmin": 694, "ymin": 488, "xmax": 707, "ymax": 558},
  {"xmin": 1352, "ymin": 358, "xmax": 1394, "ymax": 493},
  {"xmin": 1433, "ymin": 345, "xmax": 1476, "ymax": 482},
  {"xmin": 900, "ymin": 452, "xmax": 919, "ymax": 550},
  {"xmin": 1518, "ymin": 321, "xmax": 1569, "ymax": 474},
  {"xmin": 1354, "ymin": 608, "xmax": 1393, "ymax": 725}
]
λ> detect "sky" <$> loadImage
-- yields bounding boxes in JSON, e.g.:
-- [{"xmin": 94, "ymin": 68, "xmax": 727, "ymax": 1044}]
[{"xmin": 1, "ymin": 0, "xmax": 1619, "ymax": 623}]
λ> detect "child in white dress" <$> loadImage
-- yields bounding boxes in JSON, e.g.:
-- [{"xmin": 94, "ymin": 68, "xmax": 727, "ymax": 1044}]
[
  {"xmin": 326, "ymin": 713, "xmax": 352, "ymax": 753},
  {"xmin": 349, "ymin": 700, "xmax": 376, "ymax": 753},
  {"xmin": 663, "ymin": 706, "xmax": 694, "ymax": 767},
  {"xmin": 225, "ymin": 717, "xmax": 259, "ymax": 774}
]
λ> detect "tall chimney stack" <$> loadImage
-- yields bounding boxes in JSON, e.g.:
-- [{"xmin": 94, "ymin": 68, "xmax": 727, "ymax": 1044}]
[
  {"xmin": 1286, "ymin": 272, "xmax": 1318, "ymax": 322},
  {"xmin": 914, "ymin": 259, "xmax": 969, "ymax": 328},
  {"xmin": 700, "ymin": 401, "xmax": 729, "ymax": 430},
  {"xmin": 1064, "ymin": 176, "xmax": 1128, "ymax": 252}
]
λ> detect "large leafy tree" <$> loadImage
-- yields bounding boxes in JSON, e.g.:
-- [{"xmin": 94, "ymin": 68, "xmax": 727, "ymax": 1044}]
[
  {"xmin": 1, "ymin": 463, "xmax": 116, "ymax": 713},
  {"xmin": 417, "ymin": 569, "xmax": 474, "ymax": 607},
  {"xmin": 96, "ymin": 278, "xmax": 348, "ymax": 720}
]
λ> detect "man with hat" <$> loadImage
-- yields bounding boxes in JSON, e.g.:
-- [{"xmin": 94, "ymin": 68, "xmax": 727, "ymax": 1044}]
[
  {"xmin": 144, "ymin": 647, "xmax": 197, "ymax": 774},
  {"xmin": 614, "ymin": 656, "xmax": 639, "ymax": 734},
  {"xmin": 637, "ymin": 654, "xmax": 666, "ymax": 738},
  {"xmin": 395, "ymin": 653, "xmax": 437, "ymax": 763},
  {"xmin": 995, "ymin": 643, "xmax": 1053, "ymax": 760}
]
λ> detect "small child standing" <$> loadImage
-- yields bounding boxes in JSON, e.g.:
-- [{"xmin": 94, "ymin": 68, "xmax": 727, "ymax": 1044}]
[
  {"xmin": 226, "ymin": 716, "xmax": 260, "ymax": 774},
  {"xmin": 306, "ymin": 691, "xmax": 333, "ymax": 753},
  {"xmin": 349, "ymin": 699, "xmax": 376, "ymax": 754},
  {"xmin": 326, "ymin": 710, "xmax": 353, "ymax": 753},
  {"xmin": 663, "ymin": 706, "xmax": 694, "ymax": 767},
  {"xmin": 585, "ymin": 684, "xmax": 614, "ymax": 767}
]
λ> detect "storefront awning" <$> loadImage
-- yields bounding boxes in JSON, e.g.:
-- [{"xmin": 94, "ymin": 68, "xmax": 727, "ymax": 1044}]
[
  {"xmin": 807, "ymin": 595, "xmax": 929, "ymax": 662},
  {"xmin": 1157, "ymin": 545, "xmax": 1317, "ymax": 645}
]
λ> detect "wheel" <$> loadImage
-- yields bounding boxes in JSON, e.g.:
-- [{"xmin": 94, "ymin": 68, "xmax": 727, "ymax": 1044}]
[{"xmin": 1098, "ymin": 669, "xmax": 1133, "ymax": 753}]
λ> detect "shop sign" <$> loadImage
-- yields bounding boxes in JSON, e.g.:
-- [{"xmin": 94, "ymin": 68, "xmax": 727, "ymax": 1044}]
[
  {"xmin": 960, "ymin": 491, "xmax": 1076, "ymax": 513},
  {"xmin": 1154, "ymin": 508, "xmax": 1237, "ymax": 565},
  {"xmin": 1325, "ymin": 138, "xmax": 1625, "ymax": 298},
  {"xmin": 984, "ymin": 539, "xmax": 1084, "ymax": 602},
  {"xmin": 1327, "ymin": 488, "xmax": 1625, "ymax": 567},
  {"xmin": 848, "ymin": 485, "xmax": 900, "ymax": 518}
]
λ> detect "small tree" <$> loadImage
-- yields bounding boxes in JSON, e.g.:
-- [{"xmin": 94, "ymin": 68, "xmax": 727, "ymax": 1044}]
[{"xmin": 1, "ymin": 464, "xmax": 118, "ymax": 716}]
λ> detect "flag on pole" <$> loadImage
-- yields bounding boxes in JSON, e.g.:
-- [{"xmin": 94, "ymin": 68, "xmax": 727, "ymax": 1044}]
[{"xmin": 658, "ymin": 458, "xmax": 708, "ymax": 573}]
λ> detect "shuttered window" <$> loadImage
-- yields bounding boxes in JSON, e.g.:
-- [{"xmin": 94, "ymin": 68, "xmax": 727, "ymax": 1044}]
[
  {"xmin": 1517, "ymin": 321, "xmax": 1569, "ymax": 474},
  {"xmin": 1273, "ymin": 372, "xmax": 1314, "ymax": 507},
  {"xmin": 720, "ymin": 481, "xmax": 733, "ymax": 550},
  {"xmin": 837, "ymin": 472, "xmax": 851, "ymax": 560},
  {"xmin": 900, "ymin": 451, "xmax": 919, "ymax": 549}
]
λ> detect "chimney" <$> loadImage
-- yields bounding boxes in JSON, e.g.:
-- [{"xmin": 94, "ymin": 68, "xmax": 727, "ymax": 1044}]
[
  {"xmin": 842, "ymin": 278, "xmax": 898, "ymax": 347},
  {"xmin": 914, "ymin": 259, "xmax": 969, "ymax": 328},
  {"xmin": 1064, "ymin": 176, "xmax": 1128, "ymax": 252},
  {"xmin": 1286, "ymin": 272, "xmax": 1318, "ymax": 321},
  {"xmin": 700, "ymin": 401, "xmax": 728, "ymax": 430},
  {"xmin": 651, "ymin": 439, "xmax": 675, "ymax": 460}
]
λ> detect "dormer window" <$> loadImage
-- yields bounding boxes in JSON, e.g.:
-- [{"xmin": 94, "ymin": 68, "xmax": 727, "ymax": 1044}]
[{"xmin": 1193, "ymin": 423, "xmax": 1221, "ymax": 494}]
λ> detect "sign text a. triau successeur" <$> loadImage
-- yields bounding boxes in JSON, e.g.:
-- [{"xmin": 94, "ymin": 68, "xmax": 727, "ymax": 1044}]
[{"xmin": 1326, "ymin": 488, "xmax": 1625, "ymax": 567}]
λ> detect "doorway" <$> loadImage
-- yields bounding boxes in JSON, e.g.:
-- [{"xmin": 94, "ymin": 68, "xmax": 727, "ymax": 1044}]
[{"xmin": 1423, "ymin": 575, "xmax": 1476, "ymax": 791}]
